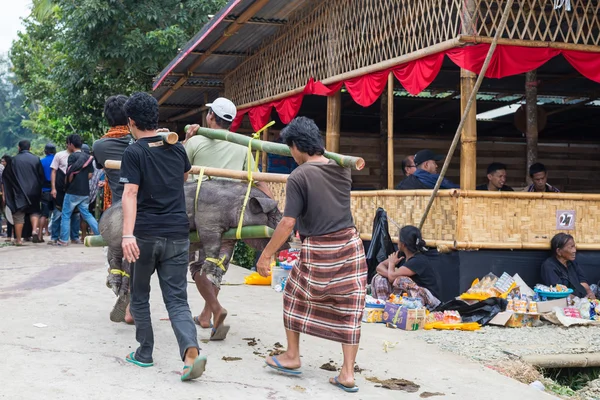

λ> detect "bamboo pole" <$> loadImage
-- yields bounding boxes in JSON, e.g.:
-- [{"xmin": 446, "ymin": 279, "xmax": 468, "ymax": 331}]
[
  {"xmin": 233, "ymin": 38, "xmax": 462, "ymax": 111},
  {"xmin": 185, "ymin": 126, "xmax": 365, "ymax": 170},
  {"xmin": 326, "ymin": 90, "xmax": 341, "ymax": 153},
  {"xmin": 456, "ymin": 190, "xmax": 600, "ymax": 201},
  {"xmin": 460, "ymin": 69, "xmax": 477, "ymax": 190},
  {"xmin": 103, "ymin": 160, "xmax": 289, "ymax": 183},
  {"xmin": 459, "ymin": 35, "xmax": 600, "ymax": 53},
  {"xmin": 525, "ymin": 70, "xmax": 538, "ymax": 184},
  {"xmin": 350, "ymin": 189, "xmax": 459, "ymax": 198},
  {"xmin": 359, "ymin": 233, "xmax": 454, "ymax": 249},
  {"xmin": 387, "ymin": 73, "xmax": 395, "ymax": 189},
  {"xmin": 523, "ymin": 354, "xmax": 600, "ymax": 368},
  {"xmin": 85, "ymin": 225, "xmax": 276, "ymax": 247},
  {"xmin": 418, "ymin": 0, "xmax": 515, "ymax": 231}
]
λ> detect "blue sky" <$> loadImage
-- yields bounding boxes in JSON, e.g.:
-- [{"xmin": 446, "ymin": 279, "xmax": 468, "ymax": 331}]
[{"xmin": 0, "ymin": 0, "xmax": 31, "ymax": 55}]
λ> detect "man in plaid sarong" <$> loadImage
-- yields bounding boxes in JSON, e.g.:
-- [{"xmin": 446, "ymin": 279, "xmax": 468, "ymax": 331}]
[{"xmin": 257, "ymin": 117, "xmax": 367, "ymax": 393}]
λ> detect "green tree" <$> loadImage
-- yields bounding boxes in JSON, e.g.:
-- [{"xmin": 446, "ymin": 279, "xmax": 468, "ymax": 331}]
[
  {"xmin": 0, "ymin": 55, "xmax": 48, "ymax": 157},
  {"xmin": 11, "ymin": 0, "xmax": 227, "ymax": 144}
]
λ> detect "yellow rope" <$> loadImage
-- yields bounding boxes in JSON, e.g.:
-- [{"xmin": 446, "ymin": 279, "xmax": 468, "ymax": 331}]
[
  {"xmin": 110, "ymin": 269, "xmax": 130, "ymax": 278},
  {"xmin": 206, "ymin": 255, "xmax": 227, "ymax": 272},
  {"xmin": 194, "ymin": 167, "xmax": 205, "ymax": 215},
  {"xmin": 235, "ymin": 121, "xmax": 272, "ymax": 240}
]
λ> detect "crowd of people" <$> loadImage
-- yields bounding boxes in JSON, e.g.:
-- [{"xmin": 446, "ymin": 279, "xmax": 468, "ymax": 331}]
[
  {"xmin": 396, "ymin": 149, "xmax": 561, "ymax": 193},
  {"xmin": 0, "ymin": 138, "xmax": 103, "ymax": 246}
]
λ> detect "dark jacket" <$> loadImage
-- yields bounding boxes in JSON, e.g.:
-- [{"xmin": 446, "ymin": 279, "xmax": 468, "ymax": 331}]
[
  {"xmin": 476, "ymin": 183, "xmax": 514, "ymax": 191},
  {"xmin": 396, "ymin": 175, "xmax": 430, "ymax": 190},
  {"xmin": 5, "ymin": 151, "xmax": 44, "ymax": 212},
  {"xmin": 540, "ymin": 256, "xmax": 588, "ymax": 298}
]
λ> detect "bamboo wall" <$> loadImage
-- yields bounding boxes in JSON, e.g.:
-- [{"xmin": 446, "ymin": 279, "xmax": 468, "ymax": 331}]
[{"xmin": 267, "ymin": 182, "xmax": 600, "ymax": 250}]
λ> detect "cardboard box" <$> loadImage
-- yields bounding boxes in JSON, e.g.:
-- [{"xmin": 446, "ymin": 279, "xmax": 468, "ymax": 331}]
[
  {"xmin": 382, "ymin": 302, "xmax": 426, "ymax": 331},
  {"xmin": 489, "ymin": 311, "xmax": 541, "ymax": 328},
  {"xmin": 536, "ymin": 298, "xmax": 568, "ymax": 314}
]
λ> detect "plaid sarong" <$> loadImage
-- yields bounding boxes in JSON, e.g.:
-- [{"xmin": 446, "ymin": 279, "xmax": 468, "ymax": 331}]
[{"xmin": 283, "ymin": 227, "xmax": 367, "ymax": 345}]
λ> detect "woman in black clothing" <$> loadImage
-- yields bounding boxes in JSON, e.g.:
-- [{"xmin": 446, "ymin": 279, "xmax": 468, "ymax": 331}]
[
  {"xmin": 372, "ymin": 225, "xmax": 441, "ymax": 309},
  {"xmin": 541, "ymin": 233, "xmax": 595, "ymax": 299}
]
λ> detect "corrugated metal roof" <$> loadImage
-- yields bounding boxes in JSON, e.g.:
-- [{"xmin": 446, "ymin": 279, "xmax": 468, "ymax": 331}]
[{"xmin": 153, "ymin": 0, "xmax": 311, "ymax": 123}]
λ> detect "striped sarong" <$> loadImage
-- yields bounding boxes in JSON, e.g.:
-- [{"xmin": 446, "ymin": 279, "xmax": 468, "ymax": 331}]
[{"xmin": 283, "ymin": 227, "xmax": 367, "ymax": 345}]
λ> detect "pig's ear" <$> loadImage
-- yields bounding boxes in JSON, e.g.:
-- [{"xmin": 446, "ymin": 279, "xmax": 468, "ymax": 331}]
[{"xmin": 249, "ymin": 197, "xmax": 279, "ymax": 215}]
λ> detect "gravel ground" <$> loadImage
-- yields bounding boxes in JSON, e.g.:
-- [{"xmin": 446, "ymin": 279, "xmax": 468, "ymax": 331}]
[
  {"xmin": 413, "ymin": 324, "xmax": 600, "ymax": 363},
  {"xmin": 412, "ymin": 323, "xmax": 600, "ymax": 399}
]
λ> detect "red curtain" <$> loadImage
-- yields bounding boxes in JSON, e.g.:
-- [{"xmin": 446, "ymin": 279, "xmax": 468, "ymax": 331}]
[
  {"xmin": 393, "ymin": 52, "xmax": 445, "ymax": 95},
  {"xmin": 447, "ymin": 44, "xmax": 560, "ymax": 79},
  {"xmin": 562, "ymin": 50, "xmax": 600, "ymax": 83},
  {"xmin": 230, "ymin": 44, "xmax": 600, "ymax": 132}
]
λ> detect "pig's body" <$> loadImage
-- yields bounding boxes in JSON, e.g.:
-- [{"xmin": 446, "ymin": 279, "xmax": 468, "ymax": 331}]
[{"xmin": 100, "ymin": 180, "xmax": 285, "ymax": 297}]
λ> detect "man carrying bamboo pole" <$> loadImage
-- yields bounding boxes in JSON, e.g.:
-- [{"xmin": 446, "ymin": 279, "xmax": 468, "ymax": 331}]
[
  {"xmin": 257, "ymin": 117, "xmax": 367, "ymax": 393},
  {"xmin": 120, "ymin": 92, "xmax": 205, "ymax": 380},
  {"xmin": 184, "ymin": 97, "xmax": 271, "ymax": 339}
]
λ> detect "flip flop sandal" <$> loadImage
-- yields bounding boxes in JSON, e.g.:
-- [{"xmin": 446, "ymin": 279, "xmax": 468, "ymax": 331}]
[
  {"xmin": 193, "ymin": 315, "xmax": 213, "ymax": 329},
  {"xmin": 125, "ymin": 352, "xmax": 153, "ymax": 368},
  {"xmin": 265, "ymin": 356, "xmax": 302, "ymax": 375},
  {"xmin": 330, "ymin": 376, "xmax": 359, "ymax": 393},
  {"xmin": 110, "ymin": 293, "xmax": 130, "ymax": 323},
  {"xmin": 210, "ymin": 324, "xmax": 230, "ymax": 341},
  {"xmin": 181, "ymin": 355, "xmax": 207, "ymax": 381}
]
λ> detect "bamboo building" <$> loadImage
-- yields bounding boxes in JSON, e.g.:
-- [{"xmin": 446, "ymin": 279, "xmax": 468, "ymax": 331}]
[{"xmin": 153, "ymin": 0, "xmax": 600, "ymax": 300}]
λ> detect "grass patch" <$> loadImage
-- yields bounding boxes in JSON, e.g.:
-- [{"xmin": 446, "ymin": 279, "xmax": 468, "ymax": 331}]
[{"xmin": 542, "ymin": 367, "xmax": 600, "ymax": 392}]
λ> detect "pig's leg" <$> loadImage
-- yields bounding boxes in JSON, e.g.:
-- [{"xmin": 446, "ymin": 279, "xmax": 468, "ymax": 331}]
[{"xmin": 193, "ymin": 231, "xmax": 232, "ymax": 338}]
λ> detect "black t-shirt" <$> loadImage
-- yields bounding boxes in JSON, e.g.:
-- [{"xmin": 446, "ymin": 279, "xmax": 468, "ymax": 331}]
[
  {"xmin": 476, "ymin": 183, "xmax": 514, "ymax": 191},
  {"xmin": 66, "ymin": 152, "xmax": 94, "ymax": 196},
  {"xmin": 93, "ymin": 135, "xmax": 133, "ymax": 203},
  {"xmin": 396, "ymin": 175, "xmax": 429, "ymax": 190},
  {"xmin": 399, "ymin": 253, "xmax": 442, "ymax": 299},
  {"xmin": 120, "ymin": 136, "xmax": 191, "ymax": 239}
]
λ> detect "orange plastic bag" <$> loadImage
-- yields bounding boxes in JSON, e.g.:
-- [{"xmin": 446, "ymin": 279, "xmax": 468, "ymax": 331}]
[{"xmin": 244, "ymin": 272, "xmax": 271, "ymax": 285}]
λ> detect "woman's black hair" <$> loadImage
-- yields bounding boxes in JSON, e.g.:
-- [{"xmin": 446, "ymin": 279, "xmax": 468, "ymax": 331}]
[
  {"xmin": 1, "ymin": 154, "xmax": 11, "ymax": 163},
  {"xmin": 280, "ymin": 116, "xmax": 325, "ymax": 156},
  {"xmin": 399, "ymin": 225, "xmax": 428, "ymax": 254},
  {"xmin": 550, "ymin": 233, "xmax": 574, "ymax": 257}
]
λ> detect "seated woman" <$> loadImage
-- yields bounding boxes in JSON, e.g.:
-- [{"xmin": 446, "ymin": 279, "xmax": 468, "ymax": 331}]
[
  {"xmin": 371, "ymin": 226, "xmax": 442, "ymax": 309},
  {"xmin": 541, "ymin": 233, "xmax": 596, "ymax": 299}
]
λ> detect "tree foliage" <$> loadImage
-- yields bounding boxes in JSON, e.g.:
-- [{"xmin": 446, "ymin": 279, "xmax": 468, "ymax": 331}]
[{"xmin": 11, "ymin": 0, "xmax": 227, "ymax": 145}]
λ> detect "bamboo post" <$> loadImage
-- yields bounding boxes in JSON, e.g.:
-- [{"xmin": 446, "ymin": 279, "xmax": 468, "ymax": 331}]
[
  {"xmin": 387, "ymin": 73, "xmax": 395, "ymax": 189},
  {"xmin": 418, "ymin": 0, "xmax": 515, "ymax": 230},
  {"xmin": 526, "ymin": 70, "xmax": 538, "ymax": 184},
  {"xmin": 460, "ymin": 69, "xmax": 477, "ymax": 190},
  {"xmin": 459, "ymin": 0, "xmax": 477, "ymax": 191},
  {"xmin": 326, "ymin": 90, "xmax": 341, "ymax": 153},
  {"xmin": 380, "ymin": 81, "xmax": 389, "ymax": 189}
]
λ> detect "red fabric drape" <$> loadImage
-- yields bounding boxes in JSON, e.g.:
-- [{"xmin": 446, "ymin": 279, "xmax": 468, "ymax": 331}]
[
  {"xmin": 562, "ymin": 50, "xmax": 600, "ymax": 83},
  {"xmin": 393, "ymin": 52, "xmax": 445, "ymax": 95},
  {"xmin": 344, "ymin": 70, "xmax": 389, "ymax": 107},
  {"xmin": 447, "ymin": 44, "xmax": 560, "ymax": 79},
  {"xmin": 229, "ymin": 44, "xmax": 600, "ymax": 132}
]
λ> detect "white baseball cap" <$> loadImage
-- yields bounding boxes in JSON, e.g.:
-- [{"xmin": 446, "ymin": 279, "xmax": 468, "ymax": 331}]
[{"xmin": 206, "ymin": 97, "xmax": 237, "ymax": 122}]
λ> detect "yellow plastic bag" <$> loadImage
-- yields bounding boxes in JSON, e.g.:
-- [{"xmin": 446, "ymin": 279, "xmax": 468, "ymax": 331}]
[{"xmin": 244, "ymin": 272, "xmax": 271, "ymax": 285}]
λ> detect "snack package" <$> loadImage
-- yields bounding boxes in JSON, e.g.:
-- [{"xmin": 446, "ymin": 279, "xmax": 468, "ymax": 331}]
[
  {"xmin": 528, "ymin": 301, "xmax": 538, "ymax": 313},
  {"xmin": 506, "ymin": 298, "xmax": 514, "ymax": 312},
  {"xmin": 494, "ymin": 272, "xmax": 516, "ymax": 294},
  {"xmin": 442, "ymin": 310, "xmax": 461, "ymax": 324},
  {"xmin": 563, "ymin": 307, "xmax": 581, "ymax": 319}
]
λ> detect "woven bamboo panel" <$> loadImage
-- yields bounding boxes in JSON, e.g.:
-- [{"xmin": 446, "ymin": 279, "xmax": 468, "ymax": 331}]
[
  {"xmin": 267, "ymin": 182, "xmax": 287, "ymax": 212},
  {"xmin": 351, "ymin": 193, "xmax": 457, "ymax": 241},
  {"xmin": 476, "ymin": 0, "xmax": 600, "ymax": 45},
  {"xmin": 457, "ymin": 197, "xmax": 600, "ymax": 245},
  {"xmin": 225, "ymin": 0, "xmax": 599, "ymax": 106},
  {"xmin": 226, "ymin": 0, "xmax": 462, "ymax": 105}
]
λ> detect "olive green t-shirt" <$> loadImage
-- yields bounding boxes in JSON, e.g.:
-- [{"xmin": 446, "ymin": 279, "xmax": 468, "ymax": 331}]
[{"xmin": 184, "ymin": 135, "xmax": 256, "ymax": 180}]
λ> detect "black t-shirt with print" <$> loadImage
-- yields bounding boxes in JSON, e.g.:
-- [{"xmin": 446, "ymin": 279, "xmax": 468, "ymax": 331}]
[
  {"xmin": 66, "ymin": 152, "xmax": 94, "ymax": 196},
  {"xmin": 398, "ymin": 252, "xmax": 442, "ymax": 299},
  {"xmin": 120, "ymin": 136, "xmax": 192, "ymax": 239}
]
